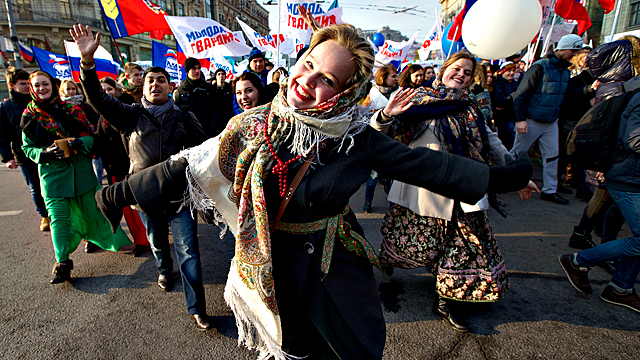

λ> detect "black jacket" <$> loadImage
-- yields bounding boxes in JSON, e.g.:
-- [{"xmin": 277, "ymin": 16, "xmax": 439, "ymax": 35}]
[
  {"xmin": 0, "ymin": 90, "xmax": 33, "ymax": 165},
  {"xmin": 559, "ymin": 70, "xmax": 596, "ymax": 132},
  {"xmin": 81, "ymin": 67, "xmax": 208, "ymax": 175},
  {"xmin": 606, "ymin": 88, "xmax": 640, "ymax": 193},
  {"xmin": 491, "ymin": 75, "xmax": 519, "ymax": 125},
  {"xmin": 175, "ymin": 78, "xmax": 232, "ymax": 137},
  {"xmin": 586, "ymin": 40, "xmax": 635, "ymax": 104}
]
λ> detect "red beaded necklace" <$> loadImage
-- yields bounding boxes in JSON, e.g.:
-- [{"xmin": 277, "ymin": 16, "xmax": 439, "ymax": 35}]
[{"xmin": 263, "ymin": 118, "xmax": 305, "ymax": 197}]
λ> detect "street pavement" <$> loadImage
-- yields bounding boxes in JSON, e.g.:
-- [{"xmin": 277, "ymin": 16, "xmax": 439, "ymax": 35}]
[{"xmin": 1, "ymin": 164, "xmax": 639, "ymax": 359}]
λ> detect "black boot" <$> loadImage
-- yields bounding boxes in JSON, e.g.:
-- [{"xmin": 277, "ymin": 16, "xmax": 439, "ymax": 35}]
[
  {"xmin": 50, "ymin": 260, "xmax": 73, "ymax": 284},
  {"xmin": 433, "ymin": 296, "xmax": 469, "ymax": 333},
  {"xmin": 569, "ymin": 226, "xmax": 596, "ymax": 250},
  {"xmin": 95, "ymin": 179, "xmax": 135, "ymax": 233}
]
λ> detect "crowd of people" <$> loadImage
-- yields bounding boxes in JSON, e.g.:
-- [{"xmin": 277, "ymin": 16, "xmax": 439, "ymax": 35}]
[{"xmin": 0, "ymin": 12, "xmax": 639, "ymax": 359}]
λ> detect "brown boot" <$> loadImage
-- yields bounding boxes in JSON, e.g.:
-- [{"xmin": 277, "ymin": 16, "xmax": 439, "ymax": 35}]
[
  {"xmin": 40, "ymin": 217, "xmax": 50, "ymax": 231},
  {"xmin": 50, "ymin": 260, "xmax": 73, "ymax": 284}
]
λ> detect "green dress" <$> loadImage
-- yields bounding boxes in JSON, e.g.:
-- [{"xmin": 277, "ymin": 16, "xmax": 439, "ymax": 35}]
[{"xmin": 22, "ymin": 120, "xmax": 131, "ymax": 263}]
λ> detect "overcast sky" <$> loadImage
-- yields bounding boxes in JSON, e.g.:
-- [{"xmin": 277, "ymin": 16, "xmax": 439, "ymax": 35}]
[{"xmin": 261, "ymin": 0, "xmax": 441, "ymax": 39}]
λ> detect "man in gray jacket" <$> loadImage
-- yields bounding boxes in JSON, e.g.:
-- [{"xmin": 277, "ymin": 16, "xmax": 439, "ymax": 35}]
[
  {"xmin": 510, "ymin": 34, "xmax": 584, "ymax": 205},
  {"xmin": 72, "ymin": 25, "xmax": 213, "ymax": 331}
]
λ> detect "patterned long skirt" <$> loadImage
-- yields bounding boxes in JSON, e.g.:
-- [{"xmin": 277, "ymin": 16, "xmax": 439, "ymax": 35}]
[{"xmin": 379, "ymin": 203, "xmax": 509, "ymax": 302}]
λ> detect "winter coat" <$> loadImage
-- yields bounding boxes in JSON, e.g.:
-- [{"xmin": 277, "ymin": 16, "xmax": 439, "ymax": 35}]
[
  {"xmin": 558, "ymin": 70, "xmax": 596, "ymax": 132},
  {"xmin": 0, "ymin": 90, "xmax": 32, "ymax": 165},
  {"xmin": 129, "ymin": 101, "xmax": 491, "ymax": 358},
  {"xmin": 586, "ymin": 39, "xmax": 636, "ymax": 104},
  {"xmin": 81, "ymin": 67, "xmax": 209, "ymax": 175},
  {"xmin": 175, "ymin": 78, "xmax": 232, "ymax": 137},
  {"xmin": 491, "ymin": 75, "xmax": 519, "ymax": 125},
  {"xmin": 605, "ymin": 89, "xmax": 640, "ymax": 193},
  {"xmin": 364, "ymin": 86, "xmax": 400, "ymax": 110},
  {"xmin": 513, "ymin": 54, "xmax": 571, "ymax": 123},
  {"xmin": 95, "ymin": 117, "xmax": 130, "ymax": 179}
]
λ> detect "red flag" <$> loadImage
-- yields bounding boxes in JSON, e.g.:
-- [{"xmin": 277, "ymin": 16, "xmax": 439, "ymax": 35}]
[
  {"xmin": 555, "ymin": 0, "xmax": 591, "ymax": 35},
  {"xmin": 98, "ymin": 0, "xmax": 172, "ymax": 39},
  {"xmin": 598, "ymin": 0, "xmax": 615, "ymax": 14},
  {"xmin": 446, "ymin": 0, "xmax": 478, "ymax": 41}
]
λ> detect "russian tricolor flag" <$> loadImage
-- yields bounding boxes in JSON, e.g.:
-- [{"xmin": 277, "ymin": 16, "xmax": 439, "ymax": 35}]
[
  {"xmin": 64, "ymin": 41, "xmax": 119, "ymax": 82},
  {"xmin": 18, "ymin": 42, "xmax": 33, "ymax": 62}
]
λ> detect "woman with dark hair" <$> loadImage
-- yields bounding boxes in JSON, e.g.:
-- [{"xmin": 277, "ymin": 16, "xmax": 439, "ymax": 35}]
[
  {"xmin": 374, "ymin": 51, "xmax": 539, "ymax": 333},
  {"xmin": 21, "ymin": 71, "xmax": 131, "ymax": 283},
  {"xmin": 398, "ymin": 64, "xmax": 424, "ymax": 88},
  {"xmin": 95, "ymin": 76, "xmax": 150, "ymax": 256},
  {"xmin": 90, "ymin": 21, "xmax": 531, "ymax": 358},
  {"xmin": 232, "ymin": 72, "xmax": 263, "ymax": 112}
]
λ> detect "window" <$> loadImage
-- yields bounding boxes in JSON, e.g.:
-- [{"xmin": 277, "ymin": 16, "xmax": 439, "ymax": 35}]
[
  {"xmin": 178, "ymin": 3, "xmax": 184, "ymax": 16},
  {"xmin": 59, "ymin": 0, "xmax": 71, "ymax": 19},
  {"xmin": 220, "ymin": 14, "xmax": 225, "ymax": 23},
  {"xmin": 630, "ymin": 2, "xmax": 640, "ymax": 27},
  {"xmin": 140, "ymin": 48, "xmax": 152, "ymax": 61},
  {"xmin": 195, "ymin": 9, "xmax": 200, "ymax": 17}
]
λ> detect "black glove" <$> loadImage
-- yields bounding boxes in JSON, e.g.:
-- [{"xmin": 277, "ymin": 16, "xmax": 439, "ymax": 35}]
[
  {"xmin": 487, "ymin": 152, "xmax": 533, "ymax": 194},
  {"xmin": 40, "ymin": 144, "xmax": 65, "ymax": 162},
  {"xmin": 67, "ymin": 138, "xmax": 85, "ymax": 151}
]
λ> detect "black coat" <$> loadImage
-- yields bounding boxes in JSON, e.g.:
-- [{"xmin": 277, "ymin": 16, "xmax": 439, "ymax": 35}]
[
  {"xmin": 175, "ymin": 79, "xmax": 233, "ymax": 137},
  {"xmin": 586, "ymin": 40, "xmax": 635, "ymax": 103},
  {"xmin": 127, "ymin": 121, "xmax": 491, "ymax": 358},
  {"xmin": 559, "ymin": 70, "xmax": 596, "ymax": 132},
  {"xmin": 0, "ymin": 90, "xmax": 32, "ymax": 165},
  {"xmin": 81, "ymin": 67, "xmax": 209, "ymax": 175},
  {"xmin": 491, "ymin": 75, "xmax": 519, "ymax": 125}
]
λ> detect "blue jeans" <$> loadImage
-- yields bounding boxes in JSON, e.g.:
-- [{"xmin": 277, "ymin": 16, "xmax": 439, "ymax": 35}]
[
  {"xmin": 576, "ymin": 188, "xmax": 640, "ymax": 289},
  {"xmin": 137, "ymin": 208, "xmax": 206, "ymax": 315},
  {"xmin": 19, "ymin": 162, "xmax": 48, "ymax": 218},
  {"xmin": 364, "ymin": 170, "xmax": 379, "ymax": 202}
]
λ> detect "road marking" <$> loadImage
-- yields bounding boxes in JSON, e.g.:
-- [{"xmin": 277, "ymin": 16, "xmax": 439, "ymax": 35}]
[
  {"xmin": 0, "ymin": 210, "xmax": 24, "ymax": 216},
  {"xmin": 494, "ymin": 232, "xmax": 562, "ymax": 237}
]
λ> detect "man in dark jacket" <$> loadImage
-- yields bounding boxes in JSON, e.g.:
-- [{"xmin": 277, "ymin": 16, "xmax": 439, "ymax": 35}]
[
  {"xmin": 175, "ymin": 58, "xmax": 231, "ymax": 137},
  {"xmin": 73, "ymin": 25, "xmax": 213, "ymax": 331},
  {"xmin": 492, "ymin": 62, "xmax": 519, "ymax": 149},
  {"xmin": 511, "ymin": 34, "xmax": 583, "ymax": 205},
  {"xmin": 559, "ymin": 76, "xmax": 640, "ymax": 313},
  {"xmin": 0, "ymin": 67, "xmax": 49, "ymax": 231}
]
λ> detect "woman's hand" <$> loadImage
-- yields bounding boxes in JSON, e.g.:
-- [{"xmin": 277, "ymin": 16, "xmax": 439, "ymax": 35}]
[
  {"xmin": 69, "ymin": 24, "xmax": 100, "ymax": 64},
  {"xmin": 519, "ymin": 180, "xmax": 540, "ymax": 200},
  {"xmin": 383, "ymin": 88, "xmax": 416, "ymax": 117}
]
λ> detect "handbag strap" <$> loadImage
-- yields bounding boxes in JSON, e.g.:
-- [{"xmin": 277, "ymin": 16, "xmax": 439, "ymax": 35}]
[{"xmin": 271, "ymin": 157, "xmax": 312, "ymax": 235}]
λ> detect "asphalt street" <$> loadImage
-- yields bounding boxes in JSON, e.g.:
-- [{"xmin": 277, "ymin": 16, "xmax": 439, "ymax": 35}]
[{"xmin": 1, "ymin": 164, "xmax": 639, "ymax": 359}]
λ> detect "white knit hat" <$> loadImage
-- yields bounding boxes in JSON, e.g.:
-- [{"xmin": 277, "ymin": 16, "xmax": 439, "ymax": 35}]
[{"xmin": 556, "ymin": 34, "xmax": 584, "ymax": 51}]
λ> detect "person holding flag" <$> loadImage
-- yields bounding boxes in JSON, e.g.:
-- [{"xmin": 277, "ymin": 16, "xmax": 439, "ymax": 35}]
[{"xmin": 70, "ymin": 24, "xmax": 212, "ymax": 331}]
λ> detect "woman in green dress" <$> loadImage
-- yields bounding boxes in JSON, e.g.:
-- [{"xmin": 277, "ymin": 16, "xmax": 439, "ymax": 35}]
[{"xmin": 21, "ymin": 71, "xmax": 131, "ymax": 284}]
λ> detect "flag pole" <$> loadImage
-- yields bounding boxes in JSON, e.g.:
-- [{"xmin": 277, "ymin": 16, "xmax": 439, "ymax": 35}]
[
  {"xmin": 608, "ymin": 0, "xmax": 623, "ymax": 43},
  {"xmin": 112, "ymin": 37, "xmax": 126, "ymax": 66},
  {"xmin": 541, "ymin": 13, "xmax": 557, "ymax": 56},
  {"xmin": 276, "ymin": 0, "xmax": 281, "ymax": 67},
  {"xmin": 447, "ymin": 24, "xmax": 459, "ymax": 59}
]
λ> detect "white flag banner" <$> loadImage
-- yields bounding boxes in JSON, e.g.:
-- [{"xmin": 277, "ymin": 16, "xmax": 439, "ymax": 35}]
[
  {"xmin": 210, "ymin": 54, "xmax": 237, "ymax": 81},
  {"xmin": 279, "ymin": 1, "xmax": 343, "ymax": 46},
  {"xmin": 375, "ymin": 31, "xmax": 420, "ymax": 65},
  {"xmin": 237, "ymin": 18, "xmax": 296, "ymax": 55},
  {"xmin": 418, "ymin": 9, "xmax": 443, "ymax": 61},
  {"xmin": 165, "ymin": 16, "xmax": 252, "ymax": 58}
]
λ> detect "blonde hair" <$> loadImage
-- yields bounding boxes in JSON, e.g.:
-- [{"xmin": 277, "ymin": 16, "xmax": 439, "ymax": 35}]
[
  {"xmin": 569, "ymin": 49, "xmax": 590, "ymax": 71},
  {"xmin": 305, "ymin": 24, "xmax": 374, "ymax": 89},
  {"xmin": 438, "ymin": 51, "xmax": 483, "ymax": 88},
  {"xmin": 620, "ymin": 35, "xmax": 640, "ymax": 76},
  {"xmin": 59, "ymin": 79, "xmax": 78, "ymax": 96}
]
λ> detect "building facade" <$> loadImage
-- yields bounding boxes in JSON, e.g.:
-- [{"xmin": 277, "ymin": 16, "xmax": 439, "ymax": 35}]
[
  {"xmin": 601, "ymin": 0, "xmax": 639, "ymax": 42},
  {"xmin": 360, "ymin": 26, "xmax": 408, "ymax": 43}
]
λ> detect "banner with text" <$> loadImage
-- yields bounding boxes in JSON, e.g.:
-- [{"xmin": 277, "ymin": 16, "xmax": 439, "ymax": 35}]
[
  {"xmin": 375, "ymin": 31, "xmax": 420, "ymax": 65},
  {"xmin": 166, "ymin": 16, "xmax": 252, "ymax": 58},
  {"xmin": 279, "ymin": 1, "xmax": 343, "ymax": 45},
  {"xmin": 237, "ymin": 17, "xmax": 295, "ymax": 55}
]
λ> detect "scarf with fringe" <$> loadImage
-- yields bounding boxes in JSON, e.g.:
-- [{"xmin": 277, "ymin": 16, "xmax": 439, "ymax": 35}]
[{"xmin": 224, "ymin": 77, "xmax": 369, "ymax": 360}]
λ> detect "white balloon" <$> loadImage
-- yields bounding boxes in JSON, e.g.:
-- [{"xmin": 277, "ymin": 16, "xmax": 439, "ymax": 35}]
[{"xmin": 462, "ymin": 0, "xmax": 542, "ymax": 60}]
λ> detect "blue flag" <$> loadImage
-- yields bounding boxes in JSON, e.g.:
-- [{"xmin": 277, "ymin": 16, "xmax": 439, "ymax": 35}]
[
  {"xmin": 32, "ymin": 46, "xmax": 73, "ymax": 80},
  {"xmin": 152, "ymin": 41, "xmax": 183, "ymax": 81}
]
